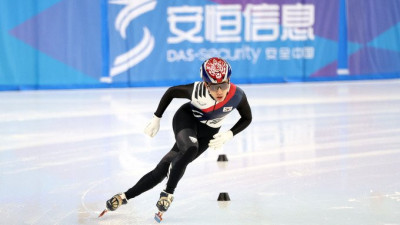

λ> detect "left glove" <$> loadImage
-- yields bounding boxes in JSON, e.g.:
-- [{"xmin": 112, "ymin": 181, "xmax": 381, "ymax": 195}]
[
  {"xmin": 144, "ymin": 115, "xmax": 161, "ymax": 138},
  {"xmin": 208, "ymin": 130, "xmax": 233, "ymax": 150}
]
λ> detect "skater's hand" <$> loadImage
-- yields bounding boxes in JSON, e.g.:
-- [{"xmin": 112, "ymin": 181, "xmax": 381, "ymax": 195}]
[
  {"xmin": 144, "ymin": 115, "xmax": 161, "ymax": 137},
  {"xmin": 208, "ymin": 130, "xmax": 233, "ymax": 150}
]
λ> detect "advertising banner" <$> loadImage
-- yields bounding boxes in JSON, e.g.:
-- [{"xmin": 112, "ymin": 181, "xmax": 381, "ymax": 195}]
[
  {"xmin": 105, "ymin": 0, "xmax": 339, "ymax": 85},
  {"xmin": 1, "ymin": 0, "xmax": 399, "ymax": 90}
]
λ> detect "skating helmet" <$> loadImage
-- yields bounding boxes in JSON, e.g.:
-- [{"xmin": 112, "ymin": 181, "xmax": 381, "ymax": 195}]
[{"xmin": 200, "ymin": 57, "xmax": 231, "ymax": 84}]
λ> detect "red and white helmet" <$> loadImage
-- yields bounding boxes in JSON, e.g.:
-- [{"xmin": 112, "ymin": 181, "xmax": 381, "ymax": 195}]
[{"xmin": 200, "ymin": 57, "xmax": 232, "ymax": 83}]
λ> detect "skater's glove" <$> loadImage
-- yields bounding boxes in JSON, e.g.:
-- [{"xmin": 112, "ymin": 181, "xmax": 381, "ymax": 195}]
[
  {"xmin": 144, "ymin": 115, "xmax": 161, "ymax": 138},
  {"xmin": 208, "ymin": 130, "xmax": 233, "ymax": 150}
]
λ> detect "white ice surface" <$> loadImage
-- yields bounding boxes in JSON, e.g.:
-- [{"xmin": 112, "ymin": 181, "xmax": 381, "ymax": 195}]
[{"xmin": 1, "ymin": 80, "xmax": 400, "ymax": 225}]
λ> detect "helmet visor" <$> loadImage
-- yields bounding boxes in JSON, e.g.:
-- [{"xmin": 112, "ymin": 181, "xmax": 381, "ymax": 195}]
[{"xmin": 206, "ymin": 82, "xmax": 230, "ymax": 91}]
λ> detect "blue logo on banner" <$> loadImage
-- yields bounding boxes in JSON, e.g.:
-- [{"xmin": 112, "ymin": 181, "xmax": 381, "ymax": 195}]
[{"xmin": 103, "ymin": 0, "xmax": 157, "ymax": 83}]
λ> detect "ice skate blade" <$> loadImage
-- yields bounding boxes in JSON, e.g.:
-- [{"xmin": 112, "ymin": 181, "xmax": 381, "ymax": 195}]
[
  {"xmin": 98, "ymin": 209, "xmax": 108, "ymax": 218},
  {"xmin": 154, "ymin": 211, "xmax": 163, "ymax": 223}
]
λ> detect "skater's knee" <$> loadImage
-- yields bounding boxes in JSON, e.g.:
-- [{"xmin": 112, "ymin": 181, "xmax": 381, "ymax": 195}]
[{"xmin": 175, "ymin": 129, "xmax": 198, "ymax": 152}]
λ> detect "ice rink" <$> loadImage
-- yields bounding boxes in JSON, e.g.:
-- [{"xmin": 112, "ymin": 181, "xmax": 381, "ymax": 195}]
[{"xmin": 1, "ymin": 79, "xmax": 400, "ymax": 225}]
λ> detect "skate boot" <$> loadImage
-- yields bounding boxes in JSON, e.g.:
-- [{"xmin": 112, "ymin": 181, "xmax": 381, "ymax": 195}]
[
  {"xmin": 156, "ymin": 191, "xmax": 174, "ymax": 212},
  {"xmin": 106, "ymin": 193, "xmax": 128, "ymax": 211}
]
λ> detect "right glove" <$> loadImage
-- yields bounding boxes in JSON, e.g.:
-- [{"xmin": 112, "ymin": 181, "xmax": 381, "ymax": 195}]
[{"xmin": 144, "ymin": 115, "xmax": 161, "ymax": 138}]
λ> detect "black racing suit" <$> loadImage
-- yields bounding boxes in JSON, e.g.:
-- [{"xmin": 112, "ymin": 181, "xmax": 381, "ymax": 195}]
[{"xmin": 125, "ymin": 82, "xmax": 252, "ymax": 198}]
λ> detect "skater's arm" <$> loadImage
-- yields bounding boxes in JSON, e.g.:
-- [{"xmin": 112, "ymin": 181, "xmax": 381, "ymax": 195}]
[
  {"xmin": 208, "ymin": 94, "xmax": 252, "ymax": 150},
  {"xmin": 230, "ymin": 93, "xmax": 252, "ymax": 136},
  {"xmin": 154, "ymin": 83, "xmax": 193, "ymax": 118}
]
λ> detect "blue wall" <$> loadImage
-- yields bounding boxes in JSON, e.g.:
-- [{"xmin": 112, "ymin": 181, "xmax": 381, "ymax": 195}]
[{"xmin": 1, "ymin": 0, "xmax": 400, "ymax": 90}]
